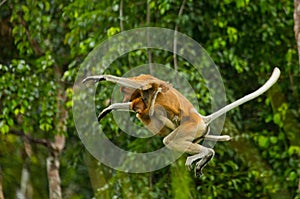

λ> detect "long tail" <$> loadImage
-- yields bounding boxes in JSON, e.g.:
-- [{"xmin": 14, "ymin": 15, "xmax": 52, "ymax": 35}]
[{"xmin": 203, "ymin": 67, "xmax": 280, "ymax": 124}]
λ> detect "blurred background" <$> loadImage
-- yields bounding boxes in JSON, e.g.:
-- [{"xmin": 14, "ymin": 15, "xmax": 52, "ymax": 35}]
[{"xmin": 0, "ymin": 0, "xmax": 299, "ymax": 198}]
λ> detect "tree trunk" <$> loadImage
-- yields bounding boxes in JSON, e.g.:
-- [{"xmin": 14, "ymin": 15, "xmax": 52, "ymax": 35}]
[
  {"xmin": 16, "ymin": 161, "xmax": 32, "ymax": 199},
  {"xmin": 47, "ymin": 65, "xmax": 67, "ymax": 199},
  {"xmin": 293, "ymin": 8, "xmax": 300, "ymax": 186},
  {"xmin": 173, "ymin": 0, "xmax": 186, "ymax": 84},
  {"xmin": 47, "ymin": 135, "xmax": 65, "ymax": 199},
  {"xmin": 119, "ymin": 0, "xmax": 124, "ymax": 32},
  {"xmin": 0, "ymin": 166, "xmax": 4, "ymax": 199},
  {"xmin": 294, "ymin": 0, "xmax": 300, "ymax": 67},
  {"xmin": 47, "ymin": 149, "xmax": 62, "ymax": 199}
]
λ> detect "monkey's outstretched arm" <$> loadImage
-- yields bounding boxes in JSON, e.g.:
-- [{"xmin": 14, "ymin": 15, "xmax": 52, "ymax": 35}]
[
  {"xmin": 82, "ymin": 75, "xmax": 152, "ymax": 90},
  {"xmin": 98, "ymin": 102, "xmax": 132, "ymax": 121},
  {"xmin": 203, "ymin": 67, "xmax": 280, "ymax": 124}
]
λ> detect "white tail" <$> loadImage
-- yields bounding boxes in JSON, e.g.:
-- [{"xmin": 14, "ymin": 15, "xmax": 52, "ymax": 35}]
[{"xmin": 203, "ymin": 67, "xmax": 280, "ymax": 124}]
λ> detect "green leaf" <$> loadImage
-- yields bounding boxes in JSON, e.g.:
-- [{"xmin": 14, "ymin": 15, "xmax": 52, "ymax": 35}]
[
  {"xmin": 288, "ymin": 171, "xmax": 297, "ymax": 181},
  {"xmin": 258, "ymin": 135, "xmax": 269, "ymax": 148},
  {"xmin": 0, "ymin": 121, "xmax": 9, "ymax": 134},
  {"xmin": 273, "ymin": 113, "xmax": 282, "ymax": 127},
  {"xmin": 270, "ymin": 136, "xmax": 278, "ymax": 144},
  {"xmin": 14, "ymin": 108, "xmax": 20, "ymax": 116},
  {"xmin": 107, "ymin": 27, "xmax": 120, "ymax": 37},
  {"xmin": 227, "ymin": 27, "xmax": 238, "ymax": 43},
  {"xmin": 288, "ymin": 146, "xmax": 300, "ymax": 156}
]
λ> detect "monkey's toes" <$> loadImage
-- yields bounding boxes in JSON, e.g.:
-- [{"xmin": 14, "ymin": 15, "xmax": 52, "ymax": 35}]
[
  {"xmin": 185, "ymin": 162, "xmax": 193, "ymax": 171},
  {"xmin": 185, "ymin": 157, "xmax": 195, "ymax": 171},
  {"xmin": 194, "ymin": 167, "xmax": 203, "ymax": 177}
]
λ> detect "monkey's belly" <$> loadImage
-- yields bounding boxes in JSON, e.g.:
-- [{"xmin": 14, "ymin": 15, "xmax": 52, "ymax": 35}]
[
  {"xmin": 146, "ymin": 123, "xmax": 172, "ymax": 137},
  {"xmin": 137, "ymin": 115, "xmax": 173, "ymax": 137}
]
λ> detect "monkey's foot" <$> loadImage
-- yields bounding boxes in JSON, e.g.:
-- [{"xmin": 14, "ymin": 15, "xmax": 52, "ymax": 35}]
[
  {"xmin": 185, "ymin": 155, "xmax": 200, "ymax": 171},
  {"xmin": 194, "ymin": 151, "xmax": 215, "ymax": 177},
  {"xmin": 186, "ymin": 148, "xmax": 215, "ymax": 176},
  {"xmin": 185, "ymin": 157, "xmax": 194, "ymax": 171}
]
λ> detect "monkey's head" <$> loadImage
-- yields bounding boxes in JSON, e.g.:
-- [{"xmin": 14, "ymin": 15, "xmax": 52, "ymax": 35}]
[
  {"xmin": 130, "ymin": 97, "xmax": 146, "ymax": 114},
  {"xmin": 120, "ymin": 86, "xmax": 148, "ymax": 114}
]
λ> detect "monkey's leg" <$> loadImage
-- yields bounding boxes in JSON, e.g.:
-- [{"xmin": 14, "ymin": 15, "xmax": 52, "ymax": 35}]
[
  {"xmin": 203, "ymin": 127, "xmax": 231, "ymax": 141},
  {"xmin": 162, "ymin": 122, "xmax": 214, "ymax": 176},
  {"xmin": 98, "ymin": 102, "xmax": 132, "ymax": 121},
  {"xmin": 162, "ymin": 122, "xmax": 204, "ymax": 153},
  {"xmin": 157, "ymin": 115, "xmax": 230, "ymax": 141},
  {"xmin": 82, "ymin": 75, "xmax": 152, "ymax": 90},
  {"xmin": 204, "ymin": 135, "xmax": 231, "ymax": 141}
]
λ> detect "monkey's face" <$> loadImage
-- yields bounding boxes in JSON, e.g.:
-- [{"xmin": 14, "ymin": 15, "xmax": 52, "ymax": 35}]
[
  {"xmin": 120, "ymin": 87, "xmax": 146, "ymax": 114},
  {"xmin": 130, "ymin": 98, "xmax": 146, "ymax": 114}
]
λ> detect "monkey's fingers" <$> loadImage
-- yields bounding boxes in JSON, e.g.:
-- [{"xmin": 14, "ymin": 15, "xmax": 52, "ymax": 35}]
[
  {"xmin": 82, "ymin": 76, "xmax": 106, "ymax": 84},
  {"xmin": 97, "ymin": 102, "xmax": 132, "ymax": 121},
  {"xmin": 98, "ymin": 108, "xmax": 112, "ymax": 121},
  {"xmin": 185, "ymin": 162, "xmax": 194, "ymax": 171},
  {"xmin": 194, "ymin": 150, "xmax": 214, "ymax": 177},
  {"xmin": 82, "ymin": 75, "xmax": 152, "ymax": 90}
]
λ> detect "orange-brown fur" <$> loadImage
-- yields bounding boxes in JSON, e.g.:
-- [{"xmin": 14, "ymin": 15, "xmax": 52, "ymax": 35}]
[{"xmin": 121, "ymin": 74, "xmax": 206, "ymax": 138}]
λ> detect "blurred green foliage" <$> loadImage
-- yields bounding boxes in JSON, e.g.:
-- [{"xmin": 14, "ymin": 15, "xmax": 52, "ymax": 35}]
[{"xmin": 0, "ymin": 0, "xmax": 299, "ymax": 198}]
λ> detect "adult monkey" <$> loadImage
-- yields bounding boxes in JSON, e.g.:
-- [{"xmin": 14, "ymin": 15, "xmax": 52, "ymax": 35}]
[{"xmin": 83, "ymin": 67, "xmax": 280, "ymax": 176}]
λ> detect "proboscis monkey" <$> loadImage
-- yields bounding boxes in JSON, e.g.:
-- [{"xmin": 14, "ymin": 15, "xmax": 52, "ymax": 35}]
[{"xmin": 82, "ymin": 67, "xmax": 280, "ymax": 176}]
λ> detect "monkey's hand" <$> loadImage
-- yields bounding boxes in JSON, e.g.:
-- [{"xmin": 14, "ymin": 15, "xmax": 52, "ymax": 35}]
[{"xmin": 97, "ymin": 102, "xmax": 132, "ymax": 121}]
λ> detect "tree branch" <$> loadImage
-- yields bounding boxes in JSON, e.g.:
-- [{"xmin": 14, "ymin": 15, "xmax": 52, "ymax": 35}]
[
  {"xmin": 18, "ymin": 15, "xmax": 43, "ymax": 55},
  {"xmin": 0, "ymin": 0, "xmax": 7, "ymax": 7},
  {"xmin": 119, "ymin": 0, "xmax": 124, "ymax": 32},
  {"xmin": 173, "ymin": 0, "xmax": 187, "ymax": 74},
  {"xmin": 292, "ymin": 0, "xmax": 300, "ymax": 107},
  {"xmin": 9, "ymin": 129, "xmax": 51, "ymax": 148},
  {"xmin": 0, "ymin": 166, "xmax": 4, "ymax": 199},
  {"xmin": 147, "ymin": 0, "xmax": 153, "ymax": 74},
  {"xmin": 294, "ymin": 0, "xmax": 300, "ymax": 70}
]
